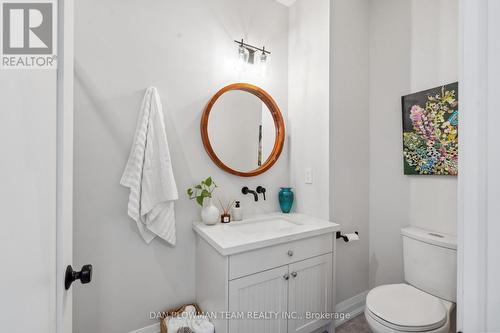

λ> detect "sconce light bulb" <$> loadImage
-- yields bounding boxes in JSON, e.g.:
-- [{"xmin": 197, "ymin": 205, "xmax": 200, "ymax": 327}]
[
  {"xmin": 260, "ymin": 51, "xmax": 267, "ymax": 63},
  {"xmin": 238, "ymin": 45, "xmax": 249, "ymax": 63},
  {"xmin": 259, "ymin": 52, "xmax": 268, "ymax": 77}
]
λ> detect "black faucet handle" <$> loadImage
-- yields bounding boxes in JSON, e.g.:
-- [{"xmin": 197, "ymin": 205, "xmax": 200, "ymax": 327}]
[
  {"xmin": 256, "ymin": 186, "xmax": 266, "ymax": 200},
  {"xmin": 242, "ymin": 187, "xmax": 259, "ymax": 201}
]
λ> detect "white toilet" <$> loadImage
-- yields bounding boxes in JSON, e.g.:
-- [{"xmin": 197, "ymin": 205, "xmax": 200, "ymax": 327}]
[{"xmin": 365, "ymin": 226, "xmax": 456, "ymax": 333}]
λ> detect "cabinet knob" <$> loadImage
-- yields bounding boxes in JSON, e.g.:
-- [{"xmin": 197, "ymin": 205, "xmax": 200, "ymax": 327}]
[
  {"xmin": 287, "ymin": 250, "xmax": 293, "ymax": 257},
  {"xmin": 283, "ymin": 273, "xmax": 290, "ymax": 280},
  {"xmin": 291, "ymin": 271, "xmax": 297, "ymax": 278}
]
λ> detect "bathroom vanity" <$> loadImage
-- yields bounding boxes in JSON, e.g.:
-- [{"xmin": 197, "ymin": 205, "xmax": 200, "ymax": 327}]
[{"xmin": 194, "ymin": 213, "xmax": 339, "ymax": 333}]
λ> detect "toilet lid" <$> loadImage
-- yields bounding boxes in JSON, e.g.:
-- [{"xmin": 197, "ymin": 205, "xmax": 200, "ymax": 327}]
[{"xmin": 366, "ymin": 284, "xmax": 447, "ymax": 331}]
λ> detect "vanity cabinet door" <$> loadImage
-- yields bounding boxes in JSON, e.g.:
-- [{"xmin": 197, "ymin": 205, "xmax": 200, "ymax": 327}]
[
  {"xmin": 288, "ymin": 254, "xmax": 333, "ymax": 333},
  {"xmin": 228, "ymin": 266, "xmax": 289, "ymax": 333}
]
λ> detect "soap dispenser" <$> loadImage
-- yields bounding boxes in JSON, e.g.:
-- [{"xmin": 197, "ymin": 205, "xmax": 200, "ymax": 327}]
[{"xmin": 232, "ymin": 201, "xmax": 243, "ymax": 221}]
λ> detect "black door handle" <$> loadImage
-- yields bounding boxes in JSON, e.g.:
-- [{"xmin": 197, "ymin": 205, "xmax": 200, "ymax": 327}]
[{"xmin": 65, "ymin": 264, "xmax": 92, "ymax": 290}]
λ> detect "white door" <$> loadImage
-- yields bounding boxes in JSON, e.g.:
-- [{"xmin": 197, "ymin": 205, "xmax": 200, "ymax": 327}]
[
  {"xmin": 229, "ymin": 266, "xmax": 289, "ymax": 333},
  {"xmin": 0, "ymin": 1, "xmax": 74, "ymax": 332},
  {"xmin": 459, "ymin": 0, "xmax": 500, "ymax": 331},
  {"xmin": 288, "ymin": 254, "xmax": 333, "ymax": 333},
  {"xmin": 0, "ymin": 67, "xmax": 59, "ymax": 333}
]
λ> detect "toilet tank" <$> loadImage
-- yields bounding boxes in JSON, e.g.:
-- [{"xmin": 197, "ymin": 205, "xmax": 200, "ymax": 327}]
[{"xmin": 402, "ymin": 226, "xmax": 457, "ymax": 302}]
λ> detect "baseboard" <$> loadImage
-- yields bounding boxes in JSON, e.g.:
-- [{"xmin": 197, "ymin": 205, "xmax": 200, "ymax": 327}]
[
  {"xmin": 129, "ymin": 322, "xmax": 160, "ymax": 333},
  {"xmin": 334, "ymin": 290, "xmax": 369, "ymax": 327}
]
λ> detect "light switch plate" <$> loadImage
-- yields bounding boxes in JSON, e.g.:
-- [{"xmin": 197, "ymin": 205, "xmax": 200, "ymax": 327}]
[{"xmin": 305, "ymin": 168, "xmax": 313, "ymax": 184}]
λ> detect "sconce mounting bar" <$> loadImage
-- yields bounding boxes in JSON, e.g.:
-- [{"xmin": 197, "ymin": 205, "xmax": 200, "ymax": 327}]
[{"xmin": 234, "ymin": 39, "xmax": 271, "ymax": 55}]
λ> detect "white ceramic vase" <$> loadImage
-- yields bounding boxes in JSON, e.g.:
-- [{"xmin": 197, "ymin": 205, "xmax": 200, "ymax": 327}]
[{"xmin": 201, "ymin": 198, "xmax": 219, "ymax": 225}]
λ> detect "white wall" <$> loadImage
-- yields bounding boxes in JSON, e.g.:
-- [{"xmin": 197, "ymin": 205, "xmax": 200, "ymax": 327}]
[
  {"xmin": 73, "ymin": 1, "xmax": 289, "ymax": 332},
  {"xmin": 331, "ymin": 0, "xmax": 370, "ymax": 303},
  {"xmin": 369, "ymin": 0, "xmax": 458, "ymax": 288},
  {"xmin": 288, "ymin": 0, "xmax": 330, "ymax": 220}
]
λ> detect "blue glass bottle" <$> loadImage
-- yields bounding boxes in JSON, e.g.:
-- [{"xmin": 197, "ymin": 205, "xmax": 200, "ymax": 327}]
[{"xmin": 279, "ymin": 187, "xmax": 294, "ymax": 213}]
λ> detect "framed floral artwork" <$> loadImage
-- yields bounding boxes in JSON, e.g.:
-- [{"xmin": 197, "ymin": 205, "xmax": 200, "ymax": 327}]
[{"xmin": 402, "ymin": 82, "xmax": 458, "ymax": 175}]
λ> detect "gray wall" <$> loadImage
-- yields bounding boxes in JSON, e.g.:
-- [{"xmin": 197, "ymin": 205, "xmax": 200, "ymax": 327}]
[
  {"xmin": 331, "ymin": 0, "xmax": 370, "ymax": 303},
  {"xmin": 408, "ymin": 0, "xmax": 458, "ymax": 235},
  {"xmin": 368, "ymin": 0, "xmax": 458, "ymax": 288},
  {"xmin": 288, "ymin": 0, "xmax": 330, "ymax": 220},
  {"xmin": 331, "ymin": 0, "xmax": 458, "ymax": 302},
  {"xmin": 368, "ymin": 0, "xmax": 412, "ymax": 288},
  {"xmin": 73, "ymin": 1, "xmax": 289, "ymax": 332}
]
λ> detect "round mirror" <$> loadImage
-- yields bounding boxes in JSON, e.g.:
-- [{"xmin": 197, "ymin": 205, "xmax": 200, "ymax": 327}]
[{"xmin": 201, "ymin": 83, "xmax": 285, "ymax": 177}]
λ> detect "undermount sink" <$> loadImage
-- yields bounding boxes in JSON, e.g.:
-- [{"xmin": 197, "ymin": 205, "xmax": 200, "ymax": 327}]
[{"xmin": 228, "ymin": 217, "xmax": 303, "ymax": 234}]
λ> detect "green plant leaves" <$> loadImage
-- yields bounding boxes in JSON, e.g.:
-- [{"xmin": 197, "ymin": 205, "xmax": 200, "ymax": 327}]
[
  {"xmin": 204, "ymin": 177, "xmax": 212, "ymax": 187},
  {"xmin": 187, "ymin": 176, "xmax": 217, "ymax": 207}
]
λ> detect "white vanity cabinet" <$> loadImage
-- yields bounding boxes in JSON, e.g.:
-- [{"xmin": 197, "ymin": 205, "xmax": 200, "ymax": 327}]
[
  {"xmin": 228, "ymin": 265, "xmax": 289, "ymax": 333},
  {"xmin": 287, "ymin": 253, "xmax": 333, "ymax": 333},
  {"xmin": 194, "ymin": 217, "xmax": 336, "ymax": 333},
  {"xmin": 228, "ymin": 253, "xmax": 333, "ymax": 333}
]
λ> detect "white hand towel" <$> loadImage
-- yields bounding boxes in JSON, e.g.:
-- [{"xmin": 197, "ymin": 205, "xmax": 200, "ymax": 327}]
[
  {"xmin": 167, "ymin": 315, "xmax": 214, "ymax": 333},
  {"xmin": 120, "ymin": 87, "xmax": 178, "ymax": 245},
  {"xmin": 189, "ymin": 316, "xmax": 214, "ymax": 333},
  {"xmin": 166, "ymin": 317, "xmax": 189, "ymax": 332}
]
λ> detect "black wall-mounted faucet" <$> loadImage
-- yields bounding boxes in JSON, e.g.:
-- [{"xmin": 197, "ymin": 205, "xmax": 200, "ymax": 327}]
[
  {"xmin": 256, "ymin": 186, "xmax": 266, "ymax": 200},
  {"xmin": 242, "ymin": 187, "xmax": 259, "ymax": 201}
]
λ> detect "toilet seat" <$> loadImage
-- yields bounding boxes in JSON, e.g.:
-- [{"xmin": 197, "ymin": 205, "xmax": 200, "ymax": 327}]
[{"xmin": 365, "ymin": 284, "xmax": 448, "ymax": 332}]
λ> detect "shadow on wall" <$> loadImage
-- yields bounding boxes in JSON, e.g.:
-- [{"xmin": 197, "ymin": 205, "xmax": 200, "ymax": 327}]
[
  {"xmin": 74, "ymin": 60, "xmax": 196, "ymax": 188},
  {"xmin": 369, "ymin": 253, "xmax": 379, "ymax": 288},
  {"xmin": 75, "ymin": 61, "xmax": 135, "ymax": 156}
]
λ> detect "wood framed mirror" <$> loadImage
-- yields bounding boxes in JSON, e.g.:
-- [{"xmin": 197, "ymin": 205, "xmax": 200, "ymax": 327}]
[{"xmin": 201, "ymin": 83, "xmax": 285, "ymax": 177}]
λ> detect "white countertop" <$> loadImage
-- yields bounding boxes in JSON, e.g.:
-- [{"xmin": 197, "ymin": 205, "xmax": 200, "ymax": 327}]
[{"xmin": 193, "ymin": 212, "xmax": 339, "ymax": 256}]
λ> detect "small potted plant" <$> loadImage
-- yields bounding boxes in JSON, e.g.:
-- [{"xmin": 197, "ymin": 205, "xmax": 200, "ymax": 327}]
[{"xmin": 187, "ymin": 177, "xmax": 219, "ymax": 225}]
